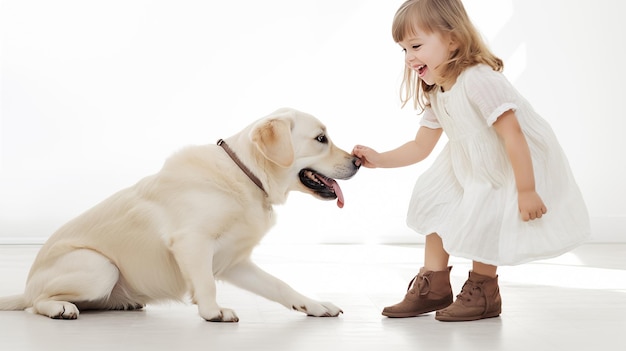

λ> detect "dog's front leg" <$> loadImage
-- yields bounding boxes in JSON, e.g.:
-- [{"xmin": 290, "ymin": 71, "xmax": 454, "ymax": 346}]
[
  {"xmin": 168, "ymin": 235, "xmax": 238, "ymax": 322},
  {"xmin": 222, "ymin": 258, "xmax": 342, "ymax": 317}
]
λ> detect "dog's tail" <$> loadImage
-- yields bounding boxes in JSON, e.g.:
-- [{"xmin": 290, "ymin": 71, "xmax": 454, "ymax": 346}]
[{"xmin": 0, "ymin": 294, "xmax": 27, "ymax": 310}]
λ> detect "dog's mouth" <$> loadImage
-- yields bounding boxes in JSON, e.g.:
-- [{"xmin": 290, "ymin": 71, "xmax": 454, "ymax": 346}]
[{"xmin": 299, "ymin": 169, "xmax": 345, "ymax": 208}]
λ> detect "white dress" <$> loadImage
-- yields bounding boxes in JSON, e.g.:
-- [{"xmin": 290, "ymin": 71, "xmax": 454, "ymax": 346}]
[{"xmin": 406, "ymin": 64, "xmax": 590, "ymax": 265}]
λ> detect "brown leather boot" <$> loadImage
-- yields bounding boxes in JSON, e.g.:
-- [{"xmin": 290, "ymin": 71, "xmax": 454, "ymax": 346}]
[
  {"xmin": 435, "ymin": 271, "xmax": 502, "ymax": 322},
  {"xmin": 382, "ymin": 266, "xmax": 453, "ymax": 318}
]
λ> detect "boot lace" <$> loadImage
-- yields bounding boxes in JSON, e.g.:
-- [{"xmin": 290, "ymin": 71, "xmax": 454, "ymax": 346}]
[
  {"xmin": 407, "ymin": 274, "xmax": 431, "ymax": 296},
  {"xmin": 456, "ymin": 280, "xmax": 481, "ymax": 302},
  {"xmin": 455, "ymin": 279, "xmax": 493, "ymax": 317}
]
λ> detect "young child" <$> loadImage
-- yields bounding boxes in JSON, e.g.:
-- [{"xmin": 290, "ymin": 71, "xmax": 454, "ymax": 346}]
[{"xmin": 352, "ymin": 0, "xmax": 590, "ymax": 321}]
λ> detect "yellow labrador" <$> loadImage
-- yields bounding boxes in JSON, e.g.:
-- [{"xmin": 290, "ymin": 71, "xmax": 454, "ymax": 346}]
[{"xmin": 0, "ymin": 108, "xmax": 360, "ymax": 322}]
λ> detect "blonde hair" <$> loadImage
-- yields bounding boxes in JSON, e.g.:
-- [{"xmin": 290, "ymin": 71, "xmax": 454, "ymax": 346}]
[{"xmin": 392, "ymin": 0, "xmax": 503, "ymax": 111}]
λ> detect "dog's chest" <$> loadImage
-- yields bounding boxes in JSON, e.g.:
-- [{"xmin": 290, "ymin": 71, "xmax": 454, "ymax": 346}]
[
  {"xmin": 231, "ymin": 204, "xmax": 274, "ymax": 239},
  {"xmin": 211, "ymin": 205, "xmax": 275, "ymax": 274}
]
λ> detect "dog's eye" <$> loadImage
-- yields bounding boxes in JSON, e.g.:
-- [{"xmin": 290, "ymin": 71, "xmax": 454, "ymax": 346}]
[{"xmin": 316, "ymin": 134, "xmax": 328, "ymax": 144}]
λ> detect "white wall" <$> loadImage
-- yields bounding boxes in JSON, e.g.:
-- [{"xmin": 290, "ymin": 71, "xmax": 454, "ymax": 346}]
[{"xmin": 1, "ymin": 0, "xmax": 624, "ymax": 244}]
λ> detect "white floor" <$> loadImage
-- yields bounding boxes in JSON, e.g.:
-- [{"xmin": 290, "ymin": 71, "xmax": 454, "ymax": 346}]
[{"xmin": 1, "ymin": 243, "xmax": 625, "ymax": 351}]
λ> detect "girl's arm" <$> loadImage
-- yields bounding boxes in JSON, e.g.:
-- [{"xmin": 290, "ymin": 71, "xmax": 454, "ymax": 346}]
[
  {"xmin": 352, "ymin": 126, "xmax": 442, "ymax": 168},
  {"xmin": 493, "ymin": 110, "xmax": 547, "ymax": 221}
]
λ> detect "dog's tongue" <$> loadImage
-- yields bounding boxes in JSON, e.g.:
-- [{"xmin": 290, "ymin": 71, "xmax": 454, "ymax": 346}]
[
  {"xmin": 320, "ymin": 177, "xmax": 344, "ymax": 208},
  {"xmin": 332, "ymin": 181, "xmax": 344, "ymax": 208}
]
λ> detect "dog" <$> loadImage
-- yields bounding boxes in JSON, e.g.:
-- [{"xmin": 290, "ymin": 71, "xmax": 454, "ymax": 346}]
[{"xmin": 0, "ymin": 108, "xmax": 360, "ymax": 322}]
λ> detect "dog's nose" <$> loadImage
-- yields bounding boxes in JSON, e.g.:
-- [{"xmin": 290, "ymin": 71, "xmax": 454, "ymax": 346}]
[{"xmin": 352, "ymin": 157, "xmax": 362, "ymax": 169}]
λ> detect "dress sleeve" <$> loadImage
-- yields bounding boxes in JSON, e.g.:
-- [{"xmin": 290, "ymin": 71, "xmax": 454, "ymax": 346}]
[
  {"xmin": 464, "ymin": 65, "xmax": 519, "ymax": 126},
  {"xmin": 419, "ymin": 106, "xmax": 441, "ymax": 129}
]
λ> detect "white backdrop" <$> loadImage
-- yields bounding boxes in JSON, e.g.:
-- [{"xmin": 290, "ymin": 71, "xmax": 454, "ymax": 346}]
[{"xmin": 1, "ymin": 0, "xmax": 624, "ymax": 244}]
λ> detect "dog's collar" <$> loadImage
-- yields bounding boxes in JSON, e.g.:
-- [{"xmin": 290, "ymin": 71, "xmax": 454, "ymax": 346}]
[{"xmin": 217, "ymin": 139, "xmax": 267, "ymax": 197}]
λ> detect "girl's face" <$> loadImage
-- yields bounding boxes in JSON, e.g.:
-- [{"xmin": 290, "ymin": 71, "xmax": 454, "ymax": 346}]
[{"xmin": 399, "ymin": 28, "xmax": 457, "ymax": 90}]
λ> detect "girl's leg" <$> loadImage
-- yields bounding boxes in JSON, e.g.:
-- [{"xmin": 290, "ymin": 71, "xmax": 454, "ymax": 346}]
[
  {"xmin": 425, "ymin": 236, "xmax": 496, "ymax": 277},
  {"xmin": 472, "ymin": 261, "xmax": 497, "ymax": 277},
  {"xmin": 424, "ymin": 233, "xmax": 450, "ymax": 271}
]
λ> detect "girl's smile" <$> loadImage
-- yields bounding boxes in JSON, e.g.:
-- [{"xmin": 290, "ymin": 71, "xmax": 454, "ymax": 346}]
[
  {"xmin": 414, "ymin": 64, "xmax": 427, "ymax": 78},
  {"xmin": 399, "ymin": 29, "xmax": 457, "ymax": 89}
]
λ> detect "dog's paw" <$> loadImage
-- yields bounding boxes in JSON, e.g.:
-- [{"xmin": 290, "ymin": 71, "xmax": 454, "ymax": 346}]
[
  {"xmin": 292, "ymin": 301, "xmax": 343, "ymax": 317},
  {"xmin": 200, "ymin": 307, "xmax": 239, "ymax": 323},
  {"xmin": 35, "ymin": 301, "xmax": 80, "ymax": 320}
]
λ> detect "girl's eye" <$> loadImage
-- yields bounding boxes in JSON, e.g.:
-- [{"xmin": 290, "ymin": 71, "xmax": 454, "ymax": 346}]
[
  {"xmin": 316, "ymin": 134, "xmax": 328, "ymax": 144},
  {"xmin": 412, "ymin": 45, "xmax": 421, "ymax": 49}
]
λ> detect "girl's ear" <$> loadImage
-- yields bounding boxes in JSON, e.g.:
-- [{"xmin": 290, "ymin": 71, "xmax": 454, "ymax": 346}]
[
  {"xmin": 448, "ymin": 34, "xmax": 460, "ymax": 52},
  {"xmin": 250, "ymin": 117, "xmax": 294, "ymax": 168}
]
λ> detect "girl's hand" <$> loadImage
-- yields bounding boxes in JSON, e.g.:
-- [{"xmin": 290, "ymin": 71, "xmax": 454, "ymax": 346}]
[
  {"xmin": 352, "ymin": 145, "xmax": 380, "ymax": 168},
  {"xmin": 518, "ymin": 190, "xmax": 547, "ymax": 221}
]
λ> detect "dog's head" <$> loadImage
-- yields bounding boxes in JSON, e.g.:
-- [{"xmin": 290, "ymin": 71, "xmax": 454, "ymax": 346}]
[{"xmin": 249, "ymin": 108, "xmax": 360, "ymax": 207}]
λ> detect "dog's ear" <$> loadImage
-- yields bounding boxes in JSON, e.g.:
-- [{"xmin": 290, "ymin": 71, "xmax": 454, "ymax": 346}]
[{"xmin": 251, "ymin": 117, "xmax": 294, "ymax": 167}]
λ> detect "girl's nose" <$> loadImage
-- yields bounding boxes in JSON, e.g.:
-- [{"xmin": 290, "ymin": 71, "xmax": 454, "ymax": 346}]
[
  {"xmin": 404, "ymin": 54, "xmax": 415, "ymax": 64},
  {"xmin": 405, "ymin": 52, "xmax": 415, "ymax": 64}
]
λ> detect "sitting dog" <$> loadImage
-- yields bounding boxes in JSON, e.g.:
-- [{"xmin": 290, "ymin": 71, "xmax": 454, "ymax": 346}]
[{"xmin": 0, "ymin": 108, "xmax": 360, "ymax": 322}]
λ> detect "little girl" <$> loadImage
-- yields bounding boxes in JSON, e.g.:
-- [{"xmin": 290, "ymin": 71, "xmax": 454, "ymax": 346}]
[{"xmin": 353, "ymin": 0, "xmax": 590, "ymax": 321}]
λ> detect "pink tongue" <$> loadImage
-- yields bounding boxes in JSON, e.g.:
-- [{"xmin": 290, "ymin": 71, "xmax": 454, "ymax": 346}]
[
  {"xmin": 318, "ymin": 176, "xmax": 345, "ymax": 208},
  {"xmin": 330, "ymin": 180, "xmax": 344, "ymax": 208}
]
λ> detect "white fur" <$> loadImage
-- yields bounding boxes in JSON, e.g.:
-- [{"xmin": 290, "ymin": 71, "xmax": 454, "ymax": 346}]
[{"xmin": 0, "ymin": 108, "xmax": 359, "ymax": 322}]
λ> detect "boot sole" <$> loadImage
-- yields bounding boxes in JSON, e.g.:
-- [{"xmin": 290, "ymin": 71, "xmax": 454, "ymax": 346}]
[
  {"xmin": 382, "ymin": 302, "xmax": 453, "ymax": 318},
  {"xmin": 435, "ymin": 310, "xmax": 501, "ymax": 322}
]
